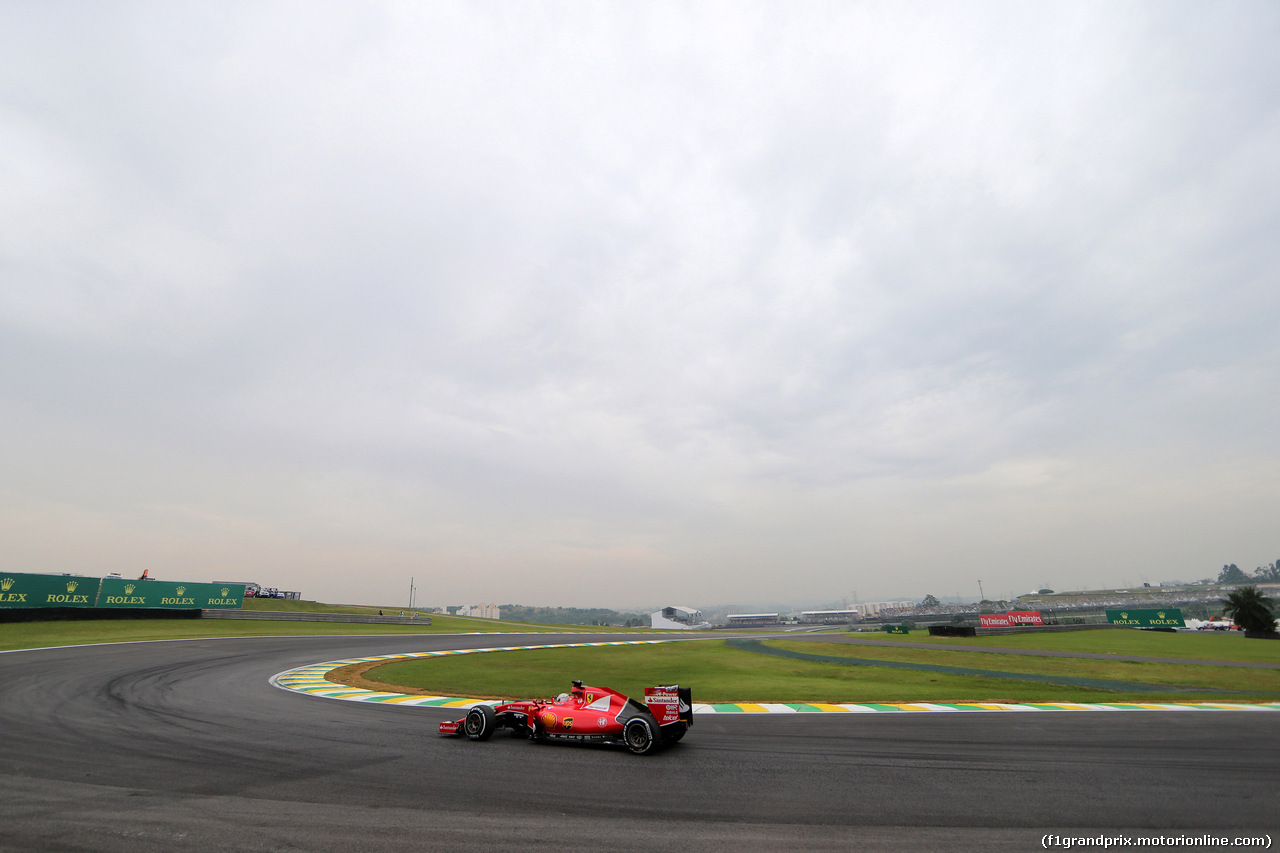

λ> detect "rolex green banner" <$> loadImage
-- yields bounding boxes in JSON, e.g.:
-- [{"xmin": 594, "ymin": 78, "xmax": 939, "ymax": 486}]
[
  {"xmin": 884, "ymin": 625, "xmax": 910, "ymax": 634},
  {"xmin": 198, "ymin": 582, "xmax": 246, "ymax": 609},
  {"xmin": 96, "ymin": 578, "xmax": 245, "ymax": 609},
  {"xmin": 0, "ymin": 572, "xmax": 100, "ymax": 608},
  {"xmin": 1105, "ymin": 608, "xmax": 1185, "ymax": 628}
]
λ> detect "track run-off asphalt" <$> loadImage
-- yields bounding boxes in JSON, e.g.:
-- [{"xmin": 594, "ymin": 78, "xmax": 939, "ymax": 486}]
[{"xmin": 2, "ymin": 631, "xmax": 1277, "ymax": 852}]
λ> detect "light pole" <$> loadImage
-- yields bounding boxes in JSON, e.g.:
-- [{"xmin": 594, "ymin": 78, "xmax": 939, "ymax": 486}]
[
  {"xmin": 409, "ymin": 577, "xmax": 416, "ymax": 610},
  {"xmin": 978, "ymin": 579, "xmax": 985, "ymax": 603}
]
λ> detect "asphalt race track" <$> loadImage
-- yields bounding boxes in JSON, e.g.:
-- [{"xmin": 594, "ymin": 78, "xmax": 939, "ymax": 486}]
[{"xmin": 2, "ymin": 633, "xmax": 1277, "ymax": 852}]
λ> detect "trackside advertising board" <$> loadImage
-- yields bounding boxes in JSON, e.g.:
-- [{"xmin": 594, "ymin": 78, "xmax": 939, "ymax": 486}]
[
  {"xmin": 0, "ymin": 573, "xmax": 245, "ymax": 610},
  {"xmin": 884, "ymin": 625, "xmax": 910, "ymax": 634},
  {"xmin": 97, "ymin": 578, "xmax": 246, "ymax": 609},
  {"xmin": 1106, "ymin": 608, "xmax": 1185, "ymax": 628},
  {"xmin": 0, "ymin": 572, "xmax": 99, "ymax": 608},
  {"xmin": 981, "ymin": 611, "xmax": 1044, "ymax": 628}
]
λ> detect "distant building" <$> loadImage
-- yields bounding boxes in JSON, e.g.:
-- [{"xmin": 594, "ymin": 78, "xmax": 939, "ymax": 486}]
[
  {"xmin": 650, "ymin": 605, "xmax": 707, "ymax": 629},
  {"xmin": 456, "ymin": 603, "xmax": 501, "ymax": 619}
]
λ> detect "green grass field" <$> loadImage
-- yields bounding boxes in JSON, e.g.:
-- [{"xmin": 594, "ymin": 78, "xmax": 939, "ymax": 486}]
[
  {"xmin": 7, "ymin": 607, "xmax": 1275, "ymax": 705},
  {"xmin": 852, "ymin": 628, "xmax": 1280, "ymax": 662},
  {"xmin": 242, "ymin": 598, "xmax": 655, "ymax": 633},
  {"xmin": 358, "ymin": 633, "xmax": 1280, "ymax": 704},
  {"xmin": 765, "ymin": 639, "xmax": 1280, "ymax": 694},
  {"xmin": 0, "ymin": 618, "xmax": 431, "ymax": 652},
  {"xmin": 0, "ymin": 604, "xmax": 626, "ymax": 652}
]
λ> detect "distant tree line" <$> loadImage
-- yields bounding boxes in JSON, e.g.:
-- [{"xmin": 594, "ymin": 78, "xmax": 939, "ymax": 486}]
[
  {"xmin": 1219, "ymin": 560, "xmax": 1280, "ymax": 584},
  {"xmin": 498, "ymin": 604, "xmax": 646, "ymax": 627}
]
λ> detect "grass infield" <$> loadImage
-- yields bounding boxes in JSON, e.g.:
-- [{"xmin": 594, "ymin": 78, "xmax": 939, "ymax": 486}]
[
  {"xmin": 355, "ymin": 633, "xmax": 1280, "ymax": 704},
  {"xmin": 242, "ymin": 598, "xmax": 652, "ymax": 633},
  {"xmin": 0, "ymin": 605, "xmax": 633, "ymax": 652},
  {"xmin": 851, "ymin": 628, "xmax": 1280, "ymax": 662}
]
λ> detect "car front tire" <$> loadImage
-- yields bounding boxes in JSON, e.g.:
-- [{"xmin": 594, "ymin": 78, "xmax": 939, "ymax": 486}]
[{"xmin": 464, "ymin": 705, "xmax": 496, "ymax": 741}]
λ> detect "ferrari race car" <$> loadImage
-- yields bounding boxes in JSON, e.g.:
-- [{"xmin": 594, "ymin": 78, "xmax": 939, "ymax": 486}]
[{"xmin": 440, "ymin": 681, "xmax": 692, "ymax": 755}]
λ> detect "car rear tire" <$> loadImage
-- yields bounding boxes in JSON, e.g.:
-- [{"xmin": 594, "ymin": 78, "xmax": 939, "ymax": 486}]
[
  {"xmin": 464, "ymin": 705, "xmax": 496, "ymax": 741},
  {"xmin": 663, "ymin": 722, "xmax": 688, "ymax": 744},
  {"xmin": 624, "ymin": 716, "xmax": 660, "ymax": 755}
]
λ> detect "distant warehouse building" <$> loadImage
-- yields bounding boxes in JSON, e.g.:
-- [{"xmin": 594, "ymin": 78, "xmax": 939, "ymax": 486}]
[
  {"xmin": 456, "ymin": 603, "xmax": 501, "ymax": 619},
  {"xmin": 650, "ymin": 606, "xmax": 709, "ymax": 629},
  {"xmin": 726, "ymin": 613, "xmax": 780, "ymax": 627},
  {"xmin": 799, "ymin": 610, "xmax": 859, "ymax": 625}
]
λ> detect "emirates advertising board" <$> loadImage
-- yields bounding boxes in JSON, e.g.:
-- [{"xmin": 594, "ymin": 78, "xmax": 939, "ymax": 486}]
[{"xmin": 980, "ymin": 611, "xmax": 1043, "ymax": 628}]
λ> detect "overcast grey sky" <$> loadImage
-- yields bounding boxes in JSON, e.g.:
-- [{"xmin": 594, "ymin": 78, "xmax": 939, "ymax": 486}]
[{"xmin": 2, "ymin": 2, "xmax": 1277, "ymax": 609}]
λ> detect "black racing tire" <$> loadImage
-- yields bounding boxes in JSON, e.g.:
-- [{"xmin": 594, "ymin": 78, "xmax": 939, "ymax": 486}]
[
  {"xmin": 464, "ymin": 705, "xmax": 496, "ymax": 741},
  {"xmin": 623, "ymin": 716, "xmax": 660, "ymax": 755}
]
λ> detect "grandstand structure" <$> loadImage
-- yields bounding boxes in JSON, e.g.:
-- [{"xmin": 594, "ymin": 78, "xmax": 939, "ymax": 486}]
[
  {"xmin": 799, "ymin": 610, "xmax": 859, "ymax": 624},
  {"xmin": 857, "ymin": 600, "xmax": 916, "ymax": 615},
  {"xmin": 725, "ymin": 613, "xmax": 781, "ymax": 627}
]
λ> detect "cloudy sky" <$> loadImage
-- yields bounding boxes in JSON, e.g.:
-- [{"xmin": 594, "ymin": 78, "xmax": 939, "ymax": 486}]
[{"xmin": 2, "ymin": 2, "xmax": 1277, "ymax": 610}]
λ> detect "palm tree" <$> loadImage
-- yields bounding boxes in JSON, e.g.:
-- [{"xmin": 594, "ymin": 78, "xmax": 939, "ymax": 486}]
[{"xmin": 1220, "ymin": 586, "xmax": 1278, "ymax": 635}]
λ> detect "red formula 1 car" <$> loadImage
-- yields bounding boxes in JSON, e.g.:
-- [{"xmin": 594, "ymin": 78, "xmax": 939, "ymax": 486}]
[{"xmin": 439, "ymin": 681, "xmax": 692, "ymax": 755}]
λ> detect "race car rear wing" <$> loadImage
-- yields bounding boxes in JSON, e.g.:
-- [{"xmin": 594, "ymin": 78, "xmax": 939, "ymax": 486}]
[{"xmin": 644, "ymin": 685, "xmax": 693, "ymax": 727}]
